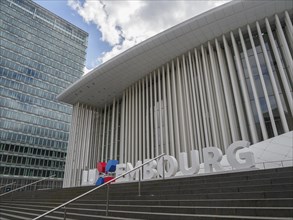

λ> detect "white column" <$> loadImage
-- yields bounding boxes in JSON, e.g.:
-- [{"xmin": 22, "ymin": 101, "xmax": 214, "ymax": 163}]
[
  {"xmin": 114, "ymin": 100, "xmax": 119, "ymax": 160},
  {"xmin": 285, "ymin": 11, "xmax": 293, "ymax": 38},
  {"xmin": 256, "ymin": 21, "xmax": 289, "ymax": 133},
  {"xmin": 135, "ymin": 83, "xmax": 138, "ymax": 162},
  {"xmin": 127, "ymin": 87, "xmax": 134, "ymax": 163},
  {"xmin": 83, "ymin": 106, "xmax": 90, "ymax": 165},
  {"xmin": 194, "ymin": 54, "xmax": 205, "ymax": 161},
  {"xmin": 81, "ymin": 107, "xmax": 89, "ymax": 171},
  {"xmin": 231, "ymin": 32, "xmax": 258, "ymax": 143},
  {"xmin": 154, "ymin": 71, "xmax": 159, "ymax": 157},
  {"xmin": 171, "ymin": 60, "xmax": 181, "ymax": 158},
  {"xmin": 105, "ymin": 104, "xmax": 111, "ymax": 161},
  {"xmin": 215, "ymin": 39, "xmax": 240, "ymax": 142},
  {"xmin": 188, "ymin": 51, "xmax": 202, "ymax": 151},
  {"xmin": 176, "ymin": 58, "xmax": 187, "ymax": 153},
  {"xmin": 138, "ymin": 80, "xmax": 142, "ymax": 161},
  {"xmin": 208, "ymin": 41, "xmax": 231, "ymax": 147},
  {"xmin": 126, "ymin": 88, "xmax": 130, "ymax": 163},
  {"xmin": 119, "ymin": 92, "xmax": 125, "ymax": 163},
  {"xmin": 247, "ymin": 24, "xmax": 278, "ymax": 137},
  {"xmin": 150, "ymin": 73, "xmax": 154, "ymax": 158},
  {"xmin": 101, "ymin": 105, "xmax": 107, "ymax": 161},
  {"xmin": 74, "ymin": 104, "xmax": 86, "ymax": 186},
  {"xmin": 70, "ymin": 104, "xmax": 80, "ymax": 186},
  {"xmin": 93, "ymin": 109, "xmax": 100, "ymax": 167},
  {"xmin": 146, "ymin": 76, "xmax": 150, "ymax": 159},
  {"xmin": 110, "ymin": 98, "xmax": 116, "ymax": 159},
  {"xmin": 285, "ymin": 11, "xmax": 293, "ymax": 53},
  {"xmin": 182, "ymin": 54, "xmax": 195, "ymax": 151},
  {"xmin": 95, "ymin": 110, "xmax": 101, "ymax": 163},
  {"xmin": 223, "ymin": 35, "xmax": 249, "ymax": 141},
  {"xmin": 239, "ymin": 28, "xmax": 268, "ymax": 140},
  {"xmin": 158, "ymin": 69, "xmax": 164, "ymax": 155},
  {"xmin": 166, "ymin": 63, "xmax": 175, "ymax": 157},
  {"xmin": 83, "ymin": 106, "xmax": 92, "ymax": 168},
  {"xmin": 89, "ymin": 108, "xmax": 96, "ymax": 166},
  {"xmin": 142, "ymin": 78, "xmax": 146, "ymax": 160},
  {"xmin": 162, "ymin": 66, "xmax": 169, "ymax": 155},
  {"xmin": 195, "ymin": 48, "xmax": 210, "ymax": 147},
  {"xmin": 63, "ymin": 103, "xmax": 78, "ymax": 187},
  {"xmin": 265, "ymin": 18, "xmax": 293, "ymax": 116},
  {"xmin": 97, "ymin": 109, "xmax": 103, "ymax": 162},
  {"xmin": 275, "ymin": 14, "xmax": 293, "ymax": 79},
  {"xmin": 201, "ymin": 46, "xmax": 220, "ymax": 147},
  {"xmin": 131, "ymin": 86, "xmax": 135, "ymax": 164}
]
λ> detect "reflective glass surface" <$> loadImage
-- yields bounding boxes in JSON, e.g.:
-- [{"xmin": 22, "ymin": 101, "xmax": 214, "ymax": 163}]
[{"xmin": 0, "ymin": 0, "xmax": 88, "ymax": 182}]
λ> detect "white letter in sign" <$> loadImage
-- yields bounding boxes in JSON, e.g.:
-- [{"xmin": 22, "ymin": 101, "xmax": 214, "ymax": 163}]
[
  {"xmin": 203, "ymin": 147, "xmax": 224, "ymax": 173},
  {"xmin": 81, "ymin": 170, "xmax": 89, "ymax": 186},
  {"xmin": 179, "ymin": 150, "xmax": 200, "ymax": 175},
  {"xmin": 127, "ymin": 161, "xmax": 142, "ymax": 181},
  {"xmin": 115, "ymin": 164, "xmax": 127, "ymax": 182},
  {"xmin": 157, "ymin": 155, "xmax": 178, "ymax": 178},
  {"xmin": 88, "ymin": 169, "xmax": 98, "ymax": 185},
  {"xmin": 227, "ymin": 141, "xmax": 255, "ymax": 170},
  {"xmin": 143, "ymin": 159, "xmax": 158, "ymax": 180}
]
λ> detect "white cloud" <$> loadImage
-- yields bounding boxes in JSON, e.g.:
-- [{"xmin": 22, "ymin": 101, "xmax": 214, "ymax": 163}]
[
  {"xmin": 83, "ymin": 66, "xmax": 92, "ymax": 75},
  {"xmin": 68, "ymin": 0, "xmax": 229, "ymax": 65}
]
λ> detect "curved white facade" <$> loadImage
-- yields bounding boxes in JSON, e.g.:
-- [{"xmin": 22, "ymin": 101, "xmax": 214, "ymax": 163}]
[{"xmin": 61, "ymin": 1, "xmax": 293, "ymax": 187}]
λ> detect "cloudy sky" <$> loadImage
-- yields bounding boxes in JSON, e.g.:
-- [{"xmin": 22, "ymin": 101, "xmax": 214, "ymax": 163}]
[{"xmin": 35, "ymin": 0, "xmax": 230, "ymax": 74}]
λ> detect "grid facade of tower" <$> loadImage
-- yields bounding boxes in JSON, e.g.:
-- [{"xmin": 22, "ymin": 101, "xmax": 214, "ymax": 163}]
[{"xmin": 0, "ymin": 0, "xmax": 88, "ymax": 188}]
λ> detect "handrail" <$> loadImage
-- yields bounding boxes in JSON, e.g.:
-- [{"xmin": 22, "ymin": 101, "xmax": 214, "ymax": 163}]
[
  {"xmin": 0, "ymin": 182, "xmax": 16, "ymax": 190},
  {"xmin": 0, "ymin": 175, "xmax": 55, "ymax": 197},
  {"xmin": 217, "ymin": 159, "xmax": 293, "ymax": 170},
  {"xmin": 255, "ymin": 159, "xmax": 293, "ymax": 165},
  {"xmin": 33, "ymin": 153, "xmax": 165, "ymax": 220},
  {"xmin": 252, "ymin": 159, "xmax": 293, "ymax": 169}
]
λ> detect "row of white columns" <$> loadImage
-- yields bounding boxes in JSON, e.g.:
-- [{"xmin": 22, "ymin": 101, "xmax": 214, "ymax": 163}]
[
  {"xmin": 117, "ymin": 11, "xmax": 292, "ymax": 165},
  {"xmin": 63, "ymin": 11, "xmax": 293, "ymax": 187},
  {"xmin": 63, "ymin": 103, "xmax": 100, "ymax": 187},
  {"xmin": 97, "ymin": 99, "xmax": 120, "ymax": 163}
]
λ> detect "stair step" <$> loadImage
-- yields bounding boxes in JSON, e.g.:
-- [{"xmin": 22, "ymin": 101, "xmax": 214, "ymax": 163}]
[
  {"xmin": 78, "ymin": 198, "xmax": 293, "ymax": 207},
  {"xmin": 0, "ymin": 213, "xmax": 16, "ymax": 220},
  {"xmin": 0, "ymin": 208, "xmax": 66, "ymax": 220},
  {"xmin": 2, "ymin": 205, "xmax": 292, "ymax": 220},
  {"xmin": 0, "ymin": 205, "xmax": 142, "ymax": 220},
  {"xmin": 72, "ymin": 209, "xmax": 293, "ymax": 220},
  {"xmin": 106, "ymin": 209, "xmax": 293, "ymax": 220},
  {"xmin": 2, "ymin": 197, "xmax": 293, "ymax": 208},
  {"xmin": 2, "ymin": 203, "xmax": 293, "ymax": 218},
  {"xmin": 0, "ymin": 211, "xmax": 30, "ymax": 220}
]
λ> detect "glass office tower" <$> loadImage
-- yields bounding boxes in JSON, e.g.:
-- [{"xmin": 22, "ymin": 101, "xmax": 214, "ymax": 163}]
[{"xmin": 0, "ymin": 0, "xmax": 88, "ymax": 189}]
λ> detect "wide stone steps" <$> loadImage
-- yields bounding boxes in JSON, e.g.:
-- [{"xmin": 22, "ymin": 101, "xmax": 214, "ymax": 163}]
[
  {"xmin": 2, "ymin": 201, "xmax": 293, "ymax": 216},
  {"xmin": 6, "ymin": 167, "xmax": 292, "ymax": 197},
  {"xmin": 3, "ymin": 197, "xmax": 293, "ymax": 207},
  {"xmin": 0, "ymin": 166, "xmax": 292, "ymax": 219},
  {"xmin": 1, "ymin": 203, "xmax": 292, "ymax": 220},
  {"xmin": 0, "ymin": 205, "xmax": 141, "ymax": 220}
]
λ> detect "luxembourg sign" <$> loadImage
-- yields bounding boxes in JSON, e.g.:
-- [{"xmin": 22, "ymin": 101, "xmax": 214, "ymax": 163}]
[{"xmin": 81, "ymin": 140, "xmax": 255, "ymax": 186}]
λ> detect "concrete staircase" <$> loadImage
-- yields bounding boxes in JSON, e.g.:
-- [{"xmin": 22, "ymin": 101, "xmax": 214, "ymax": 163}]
[{"xmin": 0, "ymin": 166, "xmax": 292, "ymax": 220}]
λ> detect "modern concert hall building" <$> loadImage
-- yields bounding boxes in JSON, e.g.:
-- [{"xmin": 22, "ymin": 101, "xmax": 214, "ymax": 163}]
[{"xmin": 58, "ymin": 0, "xmax": 293, "ymax": 187}]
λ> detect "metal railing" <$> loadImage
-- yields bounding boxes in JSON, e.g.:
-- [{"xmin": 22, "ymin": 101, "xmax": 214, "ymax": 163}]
[
  {"xmin": 0, "ymin": 175, "xmax": 56, "ymax": 197},
  {"xmin": 0, "ymin": 182, "xmax": 16, "ymax": 190},
  {"xmin": 255, "ymin": 159, "xmax": 293, "ymax": 169},
  {"xmin": 33, "ymin": 153, "xmax": 165, "ymax": 220},
  {"xmin": 225, "ymin": 159, "xmax": 292, "ymax": 170}
]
